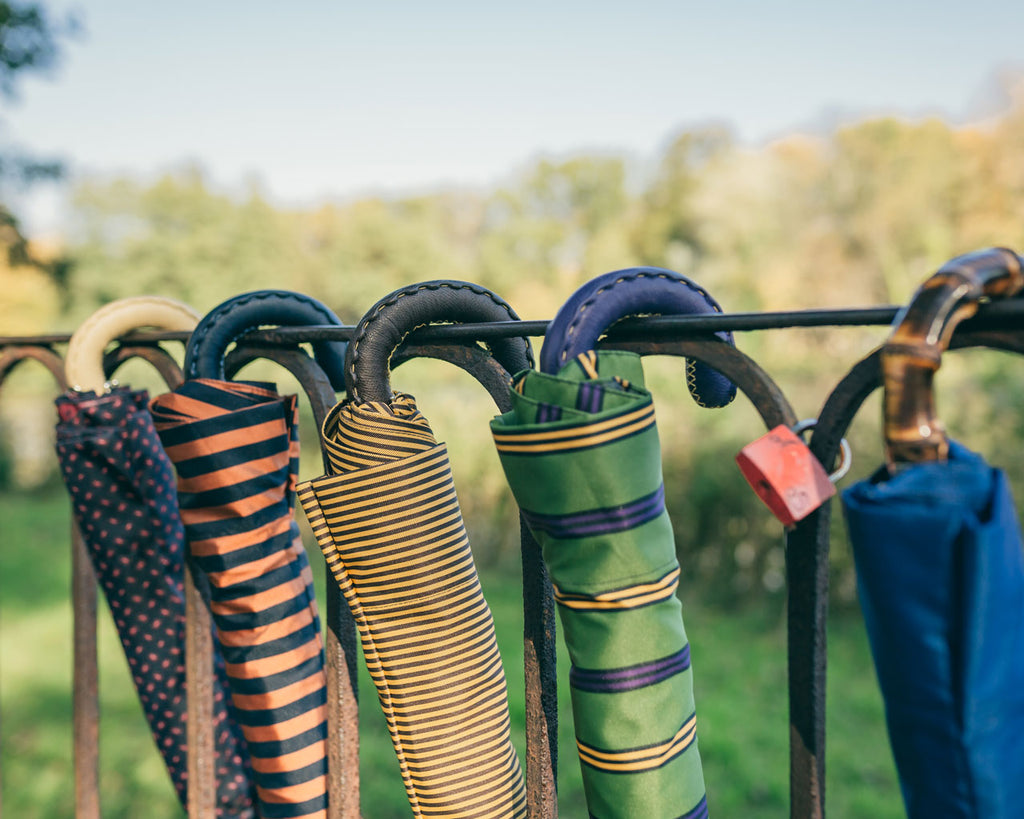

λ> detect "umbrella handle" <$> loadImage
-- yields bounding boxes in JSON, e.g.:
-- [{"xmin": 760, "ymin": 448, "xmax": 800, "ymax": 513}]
[
  {"xmin": 346, "ymin": 279, "xmax": 534, "ymax": 403},
  {"xmin": 184, "ymin": 289, "xmax": 348, "ymax": 390},
  {"xmin": 66, "ymin": 296, "xmax": 201, "ymax": 394},
  {"xmin": 883, "ymin": 246, "xmax": 1024, "ymax": 467},
  {"xmin": 539, "ymin": 266, "xmax": 737, "ymax": 408}
]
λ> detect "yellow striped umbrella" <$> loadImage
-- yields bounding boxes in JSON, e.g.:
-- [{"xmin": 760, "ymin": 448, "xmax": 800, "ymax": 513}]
[{"xmin": 298, "ymin": 280, "xmax": 531, "ymax": 818}]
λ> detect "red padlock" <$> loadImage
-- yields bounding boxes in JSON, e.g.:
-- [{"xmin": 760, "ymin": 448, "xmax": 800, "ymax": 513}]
[{"xmin": 736, "ymin": 424, "xmax": 837, "ymax": 527}]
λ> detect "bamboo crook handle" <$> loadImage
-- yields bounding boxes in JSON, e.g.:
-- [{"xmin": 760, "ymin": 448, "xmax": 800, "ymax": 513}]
[{"xmin": 882, "ymin": 247, "xmax": 1024, "ymax": 468}]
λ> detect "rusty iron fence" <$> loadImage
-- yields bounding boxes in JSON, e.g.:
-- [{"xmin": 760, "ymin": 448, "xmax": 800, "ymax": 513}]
[{"xmin": 1, "ymin": 298, "xmax": 1022, "ymax": 819}]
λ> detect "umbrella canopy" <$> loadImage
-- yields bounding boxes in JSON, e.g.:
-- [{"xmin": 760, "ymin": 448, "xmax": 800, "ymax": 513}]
[
  {"xmin": 841, "ymin": 248, "xmax": 1024, "ymax": 818},
  {"xmin": 150, "ymin": 290, "xmax": 347, "ymax": 819},
  {"xmin": 491, "ymin": 268, "xmax": 736, "ymax": 819},
  {"xmin": 297, "ymin": 281, "xmax": 531, "ymax": 818},
  {"xmin": 843, "ymin": 441, "xmax": 1024, "ymax": 816},
  {"xmin": 57, "ymin": 296, "xmax": 255, "ymax": 816}
]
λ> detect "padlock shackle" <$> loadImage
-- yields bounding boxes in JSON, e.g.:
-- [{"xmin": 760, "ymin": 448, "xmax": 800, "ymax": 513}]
[{"xmin": 882, "ymin": 247, "xmax": 1024, "ymax": 468}]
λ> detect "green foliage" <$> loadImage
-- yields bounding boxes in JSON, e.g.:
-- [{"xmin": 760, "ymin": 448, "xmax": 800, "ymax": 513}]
[
  {"xmin": 1, "ymin": 1, "xmax": 78, "ymax": 279},
  {"xmin": 0, "ymin": 1, "xmax": 76, "ymax": 97},
  {"xmin": 14, "ymin": 77, "xmax": 1024, "ymax": 604}
]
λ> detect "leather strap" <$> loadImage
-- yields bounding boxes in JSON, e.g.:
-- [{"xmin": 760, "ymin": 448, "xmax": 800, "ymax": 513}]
[
  {"xmin": 346, "ymin": 280, "xmax": 533, "ymax": 403},
  {"xmin": 540, "ymin": 267, "xmax": 737, "ymax": 408},
  {"xmin": 66, "ymin": 296, "xmax": 200, "ymax": 393},
  {"xmin": 184, "ymin": 290, "xmax": 347, "ymax": 389}
]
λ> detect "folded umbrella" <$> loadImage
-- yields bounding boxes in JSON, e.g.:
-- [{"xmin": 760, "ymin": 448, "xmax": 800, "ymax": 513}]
[
  {"xmin": 492, "ymin": 267, "xmax": 736, "ymax": 819},
  {"xmin": 150, "ymin": 290, "xmax": 347, "ymax": 819},
  {"xmin": 297, "ymin": 281, "xmax": 532, "ymax": 818},
  {"xmin": 842, "ymin": 247, "xmax": 1024, "ymax": 818},
  {"xmin": 56, "ymin": 296, "xmax": 256, "ymax": 816}
]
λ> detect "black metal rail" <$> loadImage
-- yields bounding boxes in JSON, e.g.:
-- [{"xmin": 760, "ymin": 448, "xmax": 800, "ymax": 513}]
[{"xmin": 1, "ymin": 305, "xmax": 1022, "ymax": 819}]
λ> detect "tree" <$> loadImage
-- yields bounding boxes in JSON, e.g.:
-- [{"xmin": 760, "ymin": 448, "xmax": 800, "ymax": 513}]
[{"xmin": 0, "ymin": 1, "xmax": 78, "ymax": 270}]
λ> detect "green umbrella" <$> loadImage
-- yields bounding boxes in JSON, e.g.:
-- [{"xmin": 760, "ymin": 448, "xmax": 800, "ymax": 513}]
[
  {"xmin": 492, "ymin": 267, "xmax": 736, "ymax": 819},
  {"xmin": 297, "ymin": 281, "xmax": 532, "ymax": 818}
]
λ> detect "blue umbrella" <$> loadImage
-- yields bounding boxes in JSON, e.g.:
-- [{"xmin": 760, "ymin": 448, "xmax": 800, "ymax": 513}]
[{"xmin": 841, "ymin": 247, "xmax": 1024, "ymax": 818}]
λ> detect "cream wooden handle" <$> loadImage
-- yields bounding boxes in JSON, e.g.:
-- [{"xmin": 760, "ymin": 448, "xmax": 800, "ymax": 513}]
[{"xmin": 65, "ymin": 297, "xmax": 200, "ymax": 393}]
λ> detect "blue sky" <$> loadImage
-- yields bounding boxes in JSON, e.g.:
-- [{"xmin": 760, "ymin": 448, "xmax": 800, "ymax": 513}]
[{"xmin": 6, "ymin": 0, "xmax": 1024, "ymax": 234}]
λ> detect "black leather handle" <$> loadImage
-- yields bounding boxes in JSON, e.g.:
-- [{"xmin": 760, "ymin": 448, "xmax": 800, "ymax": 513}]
[
  {"xmin": 184, "ymin": 290, "xmax": 347, "ymax": 390},
  {"xmin": 346, "ymin": 280, "xmax": 533, "ymax": 403},
  {"xmin": 540, "ymin": 267, "xmax": 736, "ymax": 408}
]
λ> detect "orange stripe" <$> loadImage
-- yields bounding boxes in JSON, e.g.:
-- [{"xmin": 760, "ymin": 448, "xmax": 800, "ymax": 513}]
[
  {"xmin": 189, "ymin": 516, "xmax": 293, "ymax": 557},
  {"xmin": 224, "ymin": 635, "xmax": 323, "ymax": 679},
  {"xmin": 228, "ymin": 645, "xmax": 325, "ymax": 691},
  {"xmin": 216, "ymin": 608, "xmax": 317, "ymax": 648},
  {"xmin": 232, "ymin": 671, "xmax": 327, "ymax": 716},
  {"xmin": 257, "ymin": 774, "xmax": 327, "ymax": 806},
  {"xmin": 241, "ymin": 703, "xmax": 327, "ymax": 743},
  {"xmin": 249, "ymin": 741, "xmax": 327, "ymax": 774},
  {"xmin": 177, "ymin": 451, "xmax": 290, "ymax": 493},
  {"xmin": 209, "ymin": 576, "xmax": 307, "ymax": 618},
  {"xmin": 153, "ymin": 392, "xmax": 232, "ymax": 424},
  {"xmin": 181, "ymin": 485, "xmax": 283, "ymax": 525},
  {"xmin": 161, "ymin": 417, "xmax": 286, "ymax": 462},
  {"xmin": 205, "ymin": 543, "xmax": 305, "ymax": 590}
]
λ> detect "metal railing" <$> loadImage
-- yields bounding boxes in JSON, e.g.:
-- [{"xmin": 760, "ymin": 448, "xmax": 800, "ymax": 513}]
[{"xmin": 1, "ymin": 298, "xmax": 1022, "ymax": 819}]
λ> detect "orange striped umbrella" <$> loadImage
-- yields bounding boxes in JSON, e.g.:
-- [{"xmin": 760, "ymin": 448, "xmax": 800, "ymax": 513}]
[
  {"xmin": 151, "ymin": 291, "xmax": 344, "ymax": 819},
  {"xmin": 297, "ymin": 281, "xmax": 531, "ymax": 818}
]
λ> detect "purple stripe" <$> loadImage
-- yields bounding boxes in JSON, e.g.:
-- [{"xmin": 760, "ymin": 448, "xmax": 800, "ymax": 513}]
[
  {"xmin": 576, "ymin": 382, "xmax": 603, "ymax": 414},
  {"xmin": 591, "ymin": 795, "xmax": 706, "ymax": 819},
  {"xmin": 571, "ymin": 646, "xmax": 691, "ymax": 693},
  {"xmin": 523, "ymin": 485, "xmax": 664, "ymax": 539},
  {"xmin": 680, "ymin": 795, "xmax": 709, "ymax": 819},
  {"xmin": 536, "ymin": 402, "xmax": 563, "ymax": 423},
  {"xmin": 572, "ymin": 661, "xmax": 690, "ymax": 693}
]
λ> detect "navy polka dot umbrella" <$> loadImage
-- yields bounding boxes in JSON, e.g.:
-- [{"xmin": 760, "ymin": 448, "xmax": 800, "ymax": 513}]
[{"xmin": 57, "ymin": 297, "xmax": 256, "ymax": 816}]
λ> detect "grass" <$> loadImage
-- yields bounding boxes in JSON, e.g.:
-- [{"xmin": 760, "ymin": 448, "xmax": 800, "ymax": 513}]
[{"xmin": 1, "ymin": 490, "xmax": 902, "ymax": 817}]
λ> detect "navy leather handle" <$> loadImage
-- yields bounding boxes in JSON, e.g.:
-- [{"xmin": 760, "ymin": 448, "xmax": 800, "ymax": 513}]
[
  {"xmin": 540, "ymin": 267, "xmax": 737, "ymax": 408},
  {"xmin": 184, "ymin": 290, "xmax": 347, "ymax": 390},
  {"xmin": 346, "ymin": 280, "xmax": 533, "ymax": 403}
]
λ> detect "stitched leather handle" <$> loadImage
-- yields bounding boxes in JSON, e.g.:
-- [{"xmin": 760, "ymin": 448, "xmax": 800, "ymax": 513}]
[
  {"xmin": 540, "ymin": 267, "xmax": 737, "ymax": 408},
  {"xmin": 346, "ymin": 280, "xmax": 533, "ymax": 403},
  {"xmin": 184, "ymin": 290, "xmax": 347, "ymax": 390},
  {"xmin": 66, "ymin": 296, "xmax": 201, "ymax": 393}
]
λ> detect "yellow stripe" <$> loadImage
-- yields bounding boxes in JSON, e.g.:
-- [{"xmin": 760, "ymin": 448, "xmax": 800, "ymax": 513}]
[
  {"xmin": 492, "ymin": 403, "xmax": 652, "ymax": 444},
  {"xmin": 577, "ymin": 350, "xmax": 599, "ymax": 379},
  {"xmin": 577, "ymin": 715, "xmax": 697, "ymax": 772},
  {"xmin": 495, "ymin": 413, "xmax": 655, "ymax": 454},
  {"xmin": 554, "ymin": 568, "xmax": 680, "ymax": 610}
]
